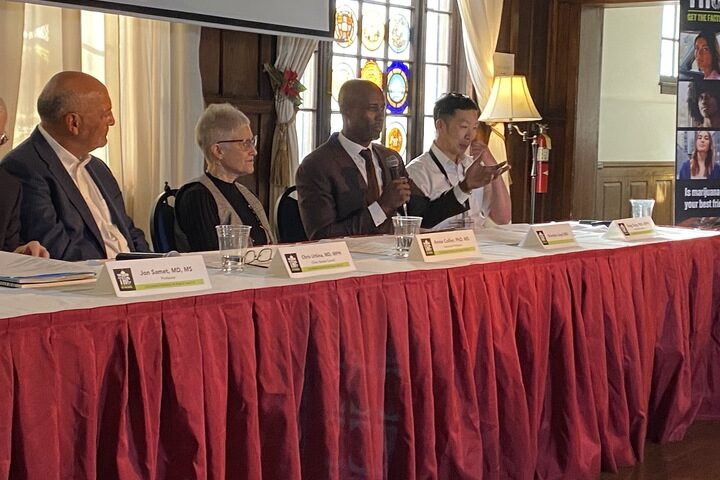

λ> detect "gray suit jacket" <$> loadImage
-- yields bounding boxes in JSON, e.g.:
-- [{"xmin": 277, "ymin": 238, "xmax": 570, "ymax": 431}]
[
  {"xmin": 296, "ymin": 133, "xmax": 467, "ymax": 240},
  {"xmin": 1, "ymin": 128, "xmax": 149, "ymax": 260}
]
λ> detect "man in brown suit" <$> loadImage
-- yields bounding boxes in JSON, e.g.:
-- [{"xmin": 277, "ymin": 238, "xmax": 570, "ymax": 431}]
[{"xmin": 296, "ymin": 80, "xmax": 504, "ymax": 240}]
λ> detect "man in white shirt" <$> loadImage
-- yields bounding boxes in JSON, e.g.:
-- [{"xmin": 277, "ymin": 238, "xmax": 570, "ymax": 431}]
[
  {"xmin": 1, "ymin": 72, "xmax": 149, "ymax": 260},
  {"xmin": 406, "ymin": 93, "xmax": 511, "ymax": 230},
  {"xmin": 296, "ymin": 80, "xmax": 497, "ymax": 240}
]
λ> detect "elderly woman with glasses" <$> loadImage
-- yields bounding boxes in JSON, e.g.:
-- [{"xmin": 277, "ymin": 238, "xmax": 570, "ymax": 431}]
[{"xmin": 175, "ymin": 103, "xmax": 275, "ymax": 251}]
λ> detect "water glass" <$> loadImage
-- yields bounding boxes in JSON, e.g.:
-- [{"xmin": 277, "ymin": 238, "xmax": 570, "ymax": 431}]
[
  {"xmin": 392, "ymin": 216, "xmax": 423, "ymax": 258},
  {"xmin": 629, "ymin": 199, "xmax": 655, "ymax": 219},
  {"xmin": 215, "ymin": 225, "xmax": 251, "ymax": 272}
]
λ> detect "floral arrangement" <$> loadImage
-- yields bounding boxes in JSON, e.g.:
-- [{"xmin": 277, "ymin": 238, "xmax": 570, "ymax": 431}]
[{"xmin": 264, "ymin": 63, "xmax": 307, "ymax": 108}]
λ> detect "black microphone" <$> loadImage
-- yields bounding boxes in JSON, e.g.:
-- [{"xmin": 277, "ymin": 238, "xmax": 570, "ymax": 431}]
[
  {"xmin": 384, "ymin": 155, "xmax": 408, "ymax": 215},
  {"xmin": 386, "ymin": 155, "xmax": 402, "ymax": 180}
]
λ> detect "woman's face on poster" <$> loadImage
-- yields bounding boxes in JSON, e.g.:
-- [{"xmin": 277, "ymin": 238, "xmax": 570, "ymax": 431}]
[
  {"xmin": 696, "ymin": 131, "xmax": 711, "ymax": 152},
  {"xmin": 699, "ymin": 91, "xmax": 719, "ymax": 118},
  {"xmin": 695, "ymin": 37, "xmax": 713, "ymax": 71}
]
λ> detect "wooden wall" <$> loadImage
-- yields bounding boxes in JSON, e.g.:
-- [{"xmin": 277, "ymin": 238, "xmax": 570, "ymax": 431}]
[
  {"xmin": 198, "ymin": 29, "xmax": 277, "ymax": 211},
  {"xmin": 596, "ymin": 162, "xmax": 675, "ymax": 225},
  {"xmin": 498, "ymin": 0, "xmax": 662, "ymax": 223}
]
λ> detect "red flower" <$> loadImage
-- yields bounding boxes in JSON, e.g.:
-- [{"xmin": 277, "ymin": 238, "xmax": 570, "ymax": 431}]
[{"xmin": 283, "ymin": 69, "xmax": 298, "ymax": 83}]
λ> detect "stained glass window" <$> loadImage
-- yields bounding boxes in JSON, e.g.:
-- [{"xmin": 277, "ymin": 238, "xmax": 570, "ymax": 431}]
[{"xmin": 298, "ymin": 0, "xmax": 457, "ymax": 163}]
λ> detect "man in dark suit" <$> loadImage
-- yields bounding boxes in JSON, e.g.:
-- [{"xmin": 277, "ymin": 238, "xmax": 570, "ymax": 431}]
[
  {"xmin": 1, "ymin": 72, "xmax": 149, "ymax": 261},
  {"xmin": 296, "ymin": 80, "xmax": 503, "ymax": 240},
  {"xmin": 0, "ymin": 97, "xmax": 48, "ymax": 257}
]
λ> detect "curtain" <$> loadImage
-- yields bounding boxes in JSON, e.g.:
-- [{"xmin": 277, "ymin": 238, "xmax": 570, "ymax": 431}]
[
  {"xmin": 0, "ymin": 1, "xmax": 25, "ymax": 158},
  {"xmin": 103, "ymin": 15, "xmax": 205, "ymax": 235},
  {"xmin": 455, "ymin": 0, "xmax": 508, "ymax": 165},
  {"xmin": 10, "ymin": 4, "xmax": 81, "ymax": 147},
  {"xmin": 268, "ymin": 36, "xmax": 317, "ymax": 230},
  {"xmin": 4, "ymin": 2, "xmax": 204, "ymax": 240}
]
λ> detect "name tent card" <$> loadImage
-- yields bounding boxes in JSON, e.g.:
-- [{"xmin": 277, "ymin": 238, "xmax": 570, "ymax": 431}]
[
  {"xmin": 408, "ymin": 229, "xmax": 479, "ymax": 262},
  {"xmin": 604, "ymin": 217, "xmax": 656, "ymax": 241},
  {"xmin": 520, "ymin": 223, "xmax": 578, "ymax": 250},
  {"xmin": 95, "ymin": 255, "xmax": 211, "ymax": 297},
  {"xmin": 269, "ymin": 241, "xmax": 356, "ymax": 278}
]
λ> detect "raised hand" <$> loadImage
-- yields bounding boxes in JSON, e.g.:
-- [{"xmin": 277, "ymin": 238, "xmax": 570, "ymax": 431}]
[{"xmin": 459, "ymin": 160, "xmax": 510, "ymax": 193}]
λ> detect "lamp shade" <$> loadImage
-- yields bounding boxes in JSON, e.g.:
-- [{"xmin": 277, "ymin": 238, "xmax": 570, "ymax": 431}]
[{"xmin": 479, "ymin": 75, "xmax": 542, "ymax": 123}]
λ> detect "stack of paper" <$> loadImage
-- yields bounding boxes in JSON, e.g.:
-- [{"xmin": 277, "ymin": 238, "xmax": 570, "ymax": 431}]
[{"xmin": 0, "ymin": 251, "xmax": 97, "ymax": 288}]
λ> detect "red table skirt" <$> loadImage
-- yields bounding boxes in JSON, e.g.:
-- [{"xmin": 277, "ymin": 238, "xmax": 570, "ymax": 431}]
[{"xmin": 1, "ymin": 237, "xmax": 719, "ymax": 479}]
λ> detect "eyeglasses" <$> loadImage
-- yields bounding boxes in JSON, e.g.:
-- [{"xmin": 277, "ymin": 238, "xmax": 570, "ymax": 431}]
[
  {"xmin": 0, "ymin": 133, "xmax": 8, "ymax": 146},
  {"xmin": 243, "ymin": 247, "xmax": 274, "ymax": 267},
  {"xmin": 216, "ymin": 135, "xmax": 258, "ymax": 150}
]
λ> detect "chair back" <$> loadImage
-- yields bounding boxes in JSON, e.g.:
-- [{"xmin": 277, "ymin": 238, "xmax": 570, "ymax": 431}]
[
  {"xmin": 150, "ymin": 182, "xmax": 178, "ymax": 252},
  {"xmin": 275, "ymin": 185, "xmax": 308, "ymax": 243}
]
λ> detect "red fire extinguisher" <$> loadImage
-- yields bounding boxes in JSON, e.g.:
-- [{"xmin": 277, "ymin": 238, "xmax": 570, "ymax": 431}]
[{"xmin": 535, "ymin": 124, "xmax": 551, "ymax": 193}]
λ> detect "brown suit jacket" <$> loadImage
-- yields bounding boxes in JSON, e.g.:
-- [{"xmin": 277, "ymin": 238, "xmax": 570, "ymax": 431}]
[{"xmin": 296, "ymin": 133, "xmax": 467, "ymax": 240}]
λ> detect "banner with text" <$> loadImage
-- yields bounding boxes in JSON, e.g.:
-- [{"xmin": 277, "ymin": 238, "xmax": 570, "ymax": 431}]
[{"xmin": 676, "ymin": 1, "xmax": 720, "ymax": 227}]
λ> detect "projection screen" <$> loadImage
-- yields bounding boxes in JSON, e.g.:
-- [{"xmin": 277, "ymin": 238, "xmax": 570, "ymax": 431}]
[{"xmin": 21, "ymin": 0, "xmax": 335, "ymax": 38}]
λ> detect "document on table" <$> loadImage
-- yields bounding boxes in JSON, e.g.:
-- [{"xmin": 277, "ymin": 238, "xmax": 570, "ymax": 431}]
[
  {"xmin": 474, "ymin": 226, "xmax": 529, "ymax": 245},
  {"xmin": 0, "ymin": 251, "xmax": 98, "ymax": 288},
  {"xmin": 344, "ymin": 235, "xmax": 396, "ymax": 256}
]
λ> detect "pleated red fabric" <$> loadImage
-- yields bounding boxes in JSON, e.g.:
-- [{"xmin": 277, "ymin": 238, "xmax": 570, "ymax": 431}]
[{"xmin": 1, "ymin": 236, "xmax": 720, "ymax": 479}]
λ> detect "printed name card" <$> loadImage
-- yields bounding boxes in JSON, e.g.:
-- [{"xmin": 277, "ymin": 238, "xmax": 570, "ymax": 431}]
[
  {"xmin": 520, "ymin": 223, "xmax": 578, "ymax": 250},
  {"xmin": 95, "ymin": 255, "xmax": 211, "ymax": 297},
  {"xmin": 269, "ymin": 241, "xmax": 356, "ymax": 278},
  {"xmin": 408, "ymin": 229, "xmax": 479, "ymax": 262},
  {"xmin": 604, "ymin": 217, "xmax": 656, "ymax": 241}
]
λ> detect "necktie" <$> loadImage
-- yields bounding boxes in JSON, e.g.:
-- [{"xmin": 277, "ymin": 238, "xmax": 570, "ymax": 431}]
[{"xmin": 360, "ymin": 148, "xmax": 380, "ymax": 205}]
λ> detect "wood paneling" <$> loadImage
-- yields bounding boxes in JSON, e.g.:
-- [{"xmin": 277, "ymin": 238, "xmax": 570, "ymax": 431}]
[
  {"xmin": 199, "ymin": 29, "xmax": 276, "ymax": 211},
  {"xmin": 596, "ymin": 162, "xmax": 675, "ymax": 225}
]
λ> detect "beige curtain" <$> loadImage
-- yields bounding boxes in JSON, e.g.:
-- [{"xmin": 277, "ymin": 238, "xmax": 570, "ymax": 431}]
[
  {"xmin": 455, "ymin": 0, "xmax": 507, "ymax": 165},
  {"xmin": 0, "ymin": 1, "xmax": 25, "ymax": 158},
  {"xmin": 104, "ymin": 16, "xmax": 205, "ymax": 235},
  {"xmin": 4, "ymin": 2, "xmax": 204, "ymax": 239},
  {"xmin": 268, "ymin": 36, "xmax": 317, "ymax": 229},
  {"xmin": 10, "ymin": 3, "xmax": 81, "ymax": 147}
]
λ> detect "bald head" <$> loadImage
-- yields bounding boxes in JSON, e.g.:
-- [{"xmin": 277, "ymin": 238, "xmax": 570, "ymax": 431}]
[
  {"xmin": 36, "ymin": 71, "xmax": 115, "ymax": 158},
  {"xmin": 338, "ymin": 79, "xmax": 383, "ymax": 113},
  {"xmin": 338, "ymin": 79, "xmax": 386, "ymax": 146},
  {"xmin": 37, "ymin": 71, "xmax": 108, "ymax": 125}
]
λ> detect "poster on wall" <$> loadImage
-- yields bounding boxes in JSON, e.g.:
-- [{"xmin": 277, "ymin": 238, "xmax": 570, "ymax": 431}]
[{"xmin": 675, "ymin": 1, "xmax": 720, "ymax": 227}]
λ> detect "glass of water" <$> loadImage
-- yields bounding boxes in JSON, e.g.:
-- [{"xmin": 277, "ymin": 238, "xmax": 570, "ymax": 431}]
[
  {"xmin": 215, "ymin": 225, "xmax": 251, "ymax": 272},
  {"xmin": 629, "ymin": 199, "xmax": 655, "ymax": 219},
  {"xmin": 392, "ymin": 216, "xmax": 423, "ymax": 258}
]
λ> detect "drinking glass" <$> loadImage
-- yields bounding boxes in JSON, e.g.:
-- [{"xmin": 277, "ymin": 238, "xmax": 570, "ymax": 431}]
[
  {"xmin": 215, "ymin": 225, "xmax": 251, "ymax": 272},
  {"xmin": 392, "ymin": 216, "xmax": 423, "ymax": 257},
  {"xmin": 629, "ymin": 199, "xmax": 655, "ymax": 219}
]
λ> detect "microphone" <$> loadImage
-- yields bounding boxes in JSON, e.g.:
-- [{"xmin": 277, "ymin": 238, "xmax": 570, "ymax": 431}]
[
  {"xmin": 386, "ymin": 155, "xmax": 402, "ymax": 180},
  {"xmin": 385, "ymin": 155, "xmax": 408, "ymax": 216}
]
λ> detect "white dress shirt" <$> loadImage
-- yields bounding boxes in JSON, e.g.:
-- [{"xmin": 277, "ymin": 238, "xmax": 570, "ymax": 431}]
[
  {"xmin": 337, "ymin": 132, "xmax": 387, "ymax": 226},
  {"xmin": 406, "ymin": 142, "xmax": 492, "ymax": 231},
  {"xmin": 38, "ymin": 125, "xmax": 130, "ymax": 257}
]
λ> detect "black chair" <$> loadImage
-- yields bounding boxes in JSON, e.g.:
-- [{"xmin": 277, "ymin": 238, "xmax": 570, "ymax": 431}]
[
  {"xmin": 149, "ymin": 182, "xmax": 178, "ymax": 253},
  {"xmin": 275, "ymin": 185, "xmax": 308, "ymax": 243}
]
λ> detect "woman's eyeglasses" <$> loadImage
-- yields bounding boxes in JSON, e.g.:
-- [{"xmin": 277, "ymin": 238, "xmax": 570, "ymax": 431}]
[
  {"xmin": 216, "ymin": 135, "xmax": 258, "ymax": 150},
  {"xmin": 243, "ymin": 247, "xmax": 273, "ymax": 267}
]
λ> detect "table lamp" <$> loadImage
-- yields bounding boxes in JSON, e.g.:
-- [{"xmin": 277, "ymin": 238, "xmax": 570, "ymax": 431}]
[{"xmin": 479, "ymin": 75, "xmax": 543, "ymax": 223}]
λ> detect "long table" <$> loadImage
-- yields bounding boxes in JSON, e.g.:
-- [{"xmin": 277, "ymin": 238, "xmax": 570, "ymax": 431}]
[{"xmin": 1, "ymin": 227, "xmax": 719, "ymax": 479}]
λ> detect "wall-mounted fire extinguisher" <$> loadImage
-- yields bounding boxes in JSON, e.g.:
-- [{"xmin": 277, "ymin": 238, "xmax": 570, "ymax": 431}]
[{"xmin": 535, "ymin": 124, "xmax": 551, "ymax": 193}]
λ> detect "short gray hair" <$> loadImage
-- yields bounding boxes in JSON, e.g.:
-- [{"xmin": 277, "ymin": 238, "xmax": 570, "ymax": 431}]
[
  {"xmin": 195, "ymin": 103, "xmax": 250, "ymax": 158},
  {"xmin": 37, "ymin": 87, "xmax": 82, "ymax": 124}
]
